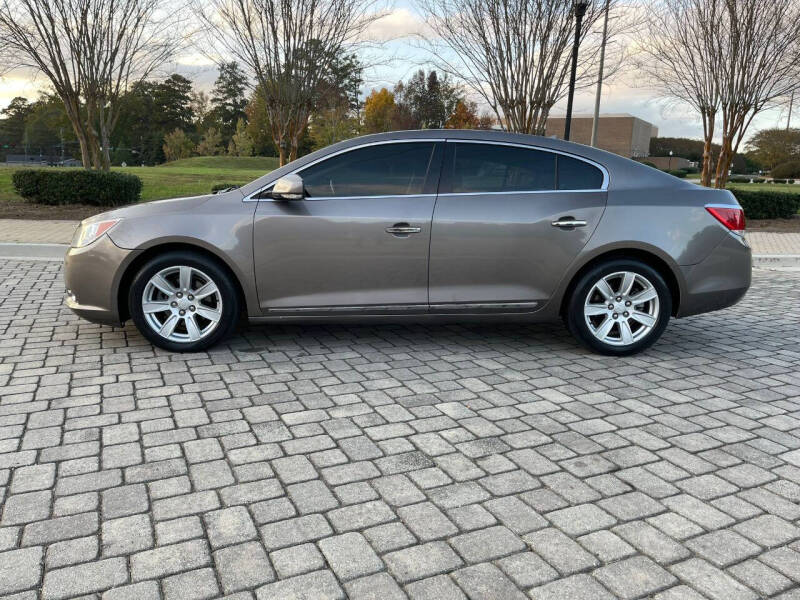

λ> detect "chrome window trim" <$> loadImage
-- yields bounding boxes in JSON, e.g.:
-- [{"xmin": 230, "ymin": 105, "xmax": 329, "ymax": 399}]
[
  {"xmin": 245, "ymin": 139, "xmax": 444, "ymax": 202},
  {"xmin": 438, "ymin": 189, "xmax": 603, "ymax": 197},
  {"xmin": 245, "ymin": 136, "xmax": 609, "ymax": 202},
  {"xmin": 448, "ymin": 139, "xmax": 609, "ymax": 192}
]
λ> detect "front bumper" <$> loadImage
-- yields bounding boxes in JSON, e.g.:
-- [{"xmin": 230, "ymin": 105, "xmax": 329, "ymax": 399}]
[
  {"xmin": 64, "ymin": 235, "xmax": 139, "ymax": 326},
  {"xmin": 678, "ymin": 231, "xmax": 752, "ymax": 318}
]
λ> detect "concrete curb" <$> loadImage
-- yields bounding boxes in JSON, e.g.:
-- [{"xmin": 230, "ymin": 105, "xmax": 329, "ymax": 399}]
[
  {"xmin": 752, "ymin": 254, "xmax": 800, "ymax": 267},
  {"xmin": 0, "ymin": 243, "xmax": 67, "ymax": 261}
]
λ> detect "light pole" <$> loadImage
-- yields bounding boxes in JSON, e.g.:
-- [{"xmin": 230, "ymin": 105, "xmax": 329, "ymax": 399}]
[
  {"xmin": 590, "ymin": 0, "xmax": 611, "ymax": 147},
  {"xmin": 669, "ymin": 150, "xmax": 673, "ymax": 170},
  {"xmin": 564, "ymin": 0, "xmax": 589, "ymax": 141}
]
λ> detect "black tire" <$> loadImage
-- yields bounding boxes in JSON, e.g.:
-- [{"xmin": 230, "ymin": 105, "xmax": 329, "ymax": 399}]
[
  {"xmin": 565, "ymin": 259, "xmax": 672, "ymax": 356},
  {"xmin": 128, "ymin": 251, "xmax": 240, "ymax": 352}
]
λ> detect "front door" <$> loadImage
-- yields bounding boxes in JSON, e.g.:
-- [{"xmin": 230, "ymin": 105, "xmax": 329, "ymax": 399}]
[
  {"xmin": 429, "ymin": 141, "xmax": 607, "ymax": 310},
  {"xmin": 253, "ymin": 141, "xmax": 443, "ymax": 312}
]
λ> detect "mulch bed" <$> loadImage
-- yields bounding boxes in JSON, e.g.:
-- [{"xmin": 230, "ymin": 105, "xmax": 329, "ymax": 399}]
[
  {"xmin": 0, "ymin": 202, "xmax": 104, "ymax": 221},
  {"xmin": 744, "ymin": 216, "xmax": 800, "ymax": 232}
]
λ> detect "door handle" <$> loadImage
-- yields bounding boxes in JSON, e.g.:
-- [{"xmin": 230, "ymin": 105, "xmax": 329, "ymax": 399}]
[
  {"xmin": 551, "ymin": 218, "xmax": 587, "ymax": 229},
  {"xmin": 386, "ymin": 223, "xmax": 422, "ymax": 235}
]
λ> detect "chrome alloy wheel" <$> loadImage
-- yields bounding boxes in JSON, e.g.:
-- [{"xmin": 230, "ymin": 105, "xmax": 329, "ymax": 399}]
[
  {"xmin": 583, "ymin": 271, "xmax": 660, "ymax": 347},
  {"xmin": 141, "ymin": 266, "xmax": 222, "ymax": 343}
]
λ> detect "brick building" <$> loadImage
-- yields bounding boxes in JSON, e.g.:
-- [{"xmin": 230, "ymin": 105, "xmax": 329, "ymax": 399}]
[{"xmin": 545, "ymin": 113, "xmax": 658, "ymax": 158}]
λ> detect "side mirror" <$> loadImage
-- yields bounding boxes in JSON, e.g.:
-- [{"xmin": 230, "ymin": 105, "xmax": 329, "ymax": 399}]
[{"xmin": 271, "ymin": 174, "xmax": 304, "ymax": 200}]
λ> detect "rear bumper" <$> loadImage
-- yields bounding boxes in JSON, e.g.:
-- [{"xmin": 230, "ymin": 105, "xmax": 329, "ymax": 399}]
[
  {"xmin": 678, "ymin": 231, "xmax": 752, "ymax": 318},
  {"xmin": 64, "ymin": 235, "xmax": 139, "ymax": 326}
]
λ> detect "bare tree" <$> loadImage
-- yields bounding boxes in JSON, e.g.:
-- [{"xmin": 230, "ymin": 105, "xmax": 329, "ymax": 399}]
[
  {"xmin": 415, "ymin": 0, "xmax": 622, "ymax": 135},
  {"xmin": 196, "ymin": 0, "xmax": 385, "ymax": 165},
  {"xmin": 712, "ymin": 0, "xmax": 800, "ymax": 187},
  {"xmin": 79, "ymin": 0, "xmax": 182, "ymax": 169},
  {"xmin": 0, "ymin": 0, "xmax": 181, "ymax": 169},
  {"xmin": 0, "ymin": 30, "xmax": 10, "ymax": 76},
  {"xmin": 635, "ymin": 0, "xmax": 723, "ymax": 186},
  {"xmin": 637, "ymin": 0, "xmax": 800, "ymax": 188}
]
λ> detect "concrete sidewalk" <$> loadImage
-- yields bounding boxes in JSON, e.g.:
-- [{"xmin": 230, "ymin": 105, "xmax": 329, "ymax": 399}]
[
  {"xmin": 0, "ymin": 219, "xmax": 79, "ymax": 244},
  {"xmin": 0, "ymin": 218, "xmax": 799, "ymax": 259}
]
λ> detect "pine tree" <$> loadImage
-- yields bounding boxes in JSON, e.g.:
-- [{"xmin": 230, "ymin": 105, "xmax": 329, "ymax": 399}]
[{"xmin": 211, "ymin": 63, "xmax": 249, "ymax": 143}]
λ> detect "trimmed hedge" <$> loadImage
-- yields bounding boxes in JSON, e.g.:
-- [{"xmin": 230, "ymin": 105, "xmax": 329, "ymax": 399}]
[
  {"xmin": 13, "ymin": 169, "xmax": 142, "ymax": 207},
  {"xmin": 666, "ymin": 169, "xmax": 688, "ymax": 178},
  {"xmin": 728, "ymin": 188, "xmax": 800, "ymax": 219},
  {"xmin": 211, "ymin": 183, "xmax": 244, "ymax": 193},
  {"xmin": 771, "ymin": 160, "xmax": 800, "ymax": 179}
]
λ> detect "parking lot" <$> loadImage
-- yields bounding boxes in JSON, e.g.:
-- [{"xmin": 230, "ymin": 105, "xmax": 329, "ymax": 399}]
[{"xmin": 1, "ymin": 259, "xmax": 799, "ymax": 599}]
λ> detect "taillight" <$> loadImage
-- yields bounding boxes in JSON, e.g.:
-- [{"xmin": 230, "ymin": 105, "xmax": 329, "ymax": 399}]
[{"xmin": 706, "ymin": 205, "xmax": 745, "ymax": 232}]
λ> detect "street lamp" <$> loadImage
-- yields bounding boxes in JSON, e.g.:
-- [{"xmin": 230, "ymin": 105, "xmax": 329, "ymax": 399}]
[
  {"xmin": 669, "ymin": 150, "xmax": 673, "ymax": 170},
  {"xmin": 564, "ymin": 0, "xmax": 589, "ymax": 142}
]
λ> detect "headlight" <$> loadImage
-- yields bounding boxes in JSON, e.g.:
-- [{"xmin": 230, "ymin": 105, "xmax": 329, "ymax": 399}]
[{"xmin": 72, "ymin": 219, "xmax": 121, "ymax": 248}]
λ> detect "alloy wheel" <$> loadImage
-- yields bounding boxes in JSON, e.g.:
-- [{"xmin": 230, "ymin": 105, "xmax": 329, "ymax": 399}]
[
  {"xmin": 141, "ymin": 265, "xmax": 223, "ymax": 343},
  {"xmin": 583, "ymin": 271, "xmax": 660, "ymax": 347}
]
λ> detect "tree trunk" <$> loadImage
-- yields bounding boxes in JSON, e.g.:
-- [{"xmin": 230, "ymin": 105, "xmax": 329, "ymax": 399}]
[
  {"xmin": 84, "ymin": 100, "xmax": 105, "ymax": 170},
  {"xmin": 714, "ymin": 136, "xmax": 734, "ymax": 189},
  {"xmin": 62, "ymin": 100, "xmax": 92, "ymax": 169},
  {"xmin": 700, "ymin": 109, "xmax": 716, "ymax": 188}
]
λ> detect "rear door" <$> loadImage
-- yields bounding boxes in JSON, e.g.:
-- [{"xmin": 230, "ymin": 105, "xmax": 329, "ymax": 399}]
[
  {"xmin": 428, "ymin": 141, "xmax": 607, "ymax": 310},
  {"xmin": 253, "ymin": 140, "xmax": 443, "ymax": 312}
]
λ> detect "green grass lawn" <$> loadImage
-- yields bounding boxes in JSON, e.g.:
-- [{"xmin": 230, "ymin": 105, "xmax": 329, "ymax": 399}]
[{"xmin": 0, "ymin": 155, "xmax": 280, "ymax": 204}]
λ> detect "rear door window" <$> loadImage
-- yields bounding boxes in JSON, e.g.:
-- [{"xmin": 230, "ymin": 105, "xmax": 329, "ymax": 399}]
[{"xmin": 447, "ymin": 143, "xmax": 556, "ymax": 193}]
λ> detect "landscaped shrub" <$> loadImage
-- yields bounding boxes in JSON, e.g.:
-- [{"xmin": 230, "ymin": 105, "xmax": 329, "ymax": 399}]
[
  {"xmin": 666, "ymin": 169, "xmax": 688, "ymax": 178},
  {"xmin": 771, "ymin": 160, "xmax": 800, "ymax": 179},
  {"xmin": 728, "ymin": 188, "xmax": 800, "ymax": 219},
  {"xmin": 211, "ymin": 183, "xmax": 244, "ymax": 193},
  {"xmin": 751, "ymin": 177, "xmax": 765, "ymax": 183},
  {"xmin": 13, "ymin": 169, "xmax": 142, "ymax": 207},
  {"xmin": 772, "ymin": 179, "xmax": 788, "ymax": 184}
]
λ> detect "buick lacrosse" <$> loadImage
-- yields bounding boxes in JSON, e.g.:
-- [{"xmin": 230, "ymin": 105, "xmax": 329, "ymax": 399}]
[{"xmin": 64, "ymin": 130, "xmax": 751, "ymax": 355}]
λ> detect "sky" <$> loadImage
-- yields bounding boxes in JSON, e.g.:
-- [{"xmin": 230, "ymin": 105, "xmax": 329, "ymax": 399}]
[{"xmin": 0, "ymin": 0, "xmax": 794, "ymax": 143}]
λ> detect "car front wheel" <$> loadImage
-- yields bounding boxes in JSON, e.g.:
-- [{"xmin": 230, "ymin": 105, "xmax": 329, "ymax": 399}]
[
  {"xmin": 129, "ymin": 251, "xmax": 240, "ymax": 352},
  {"xmin": 566, "ymin": 259, "xmax": 672, "ymax": 356}
]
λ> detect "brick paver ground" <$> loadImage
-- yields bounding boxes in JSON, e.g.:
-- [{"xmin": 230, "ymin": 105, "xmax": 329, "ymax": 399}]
[{"xmin": 0, "ymin": 260, "xmax": 799, "ymax": 599}]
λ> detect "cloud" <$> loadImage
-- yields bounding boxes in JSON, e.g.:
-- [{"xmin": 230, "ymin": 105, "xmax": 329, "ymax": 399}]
[
  {"xmin": 173, "ymin": 53, "xmax": 217, "ymax": 67},
  {"xmin": 0, "ymin": 75, "xmax": 46, "ymax": 108},
  {"xmin": 366, "ymin": 8, "xmax": 429, "ymax": 41}
]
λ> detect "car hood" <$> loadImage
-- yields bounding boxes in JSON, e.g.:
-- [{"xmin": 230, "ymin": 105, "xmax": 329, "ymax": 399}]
[{"xmin": 81, "ymin": 189, "xmax": 244, "ymax": 225}]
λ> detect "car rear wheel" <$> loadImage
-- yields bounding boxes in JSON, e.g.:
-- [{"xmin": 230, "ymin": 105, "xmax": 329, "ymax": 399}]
[
  {"xmin": 566, "ymin": 259, "xmax": 672, "ymax": 356},
  {"xmin": 129, "ymin": 251, "xmax": 240, "ymax": 352}
]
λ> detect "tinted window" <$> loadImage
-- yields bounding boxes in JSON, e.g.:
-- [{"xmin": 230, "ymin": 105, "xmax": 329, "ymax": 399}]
[
  {"xmin": 557, "ymin": 155, "xmax": 604, "ymax": 190},
  {"xmin": 300, "ymin": 142, "xmax": 435, "ymax": 198},
  {"xmin": 449, "ymin": 143, "xmax": 555, "ymax": 193}
]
